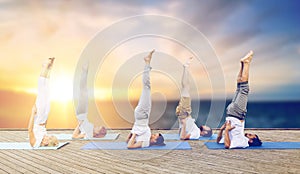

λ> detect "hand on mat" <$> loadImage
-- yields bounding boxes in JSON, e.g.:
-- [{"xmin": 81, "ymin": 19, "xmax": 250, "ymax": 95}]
[{"xmin": 225, "ymin": 121, "xmax": 235, "ymax": 131}]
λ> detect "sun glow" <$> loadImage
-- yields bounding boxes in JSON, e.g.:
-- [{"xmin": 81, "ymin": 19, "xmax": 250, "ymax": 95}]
[{"xmin": 50, "ymin": 75, "xmax": 73, "ymax": 102}]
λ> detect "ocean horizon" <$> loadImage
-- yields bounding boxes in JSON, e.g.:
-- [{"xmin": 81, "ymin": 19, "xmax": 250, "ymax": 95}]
[
  {"xmin": 149, "ymin": 100, "xmax": 300, "ymax": 129},
  {"xmin": 0, "ymin": 90, "xmax": 299, "ymax": 129}
]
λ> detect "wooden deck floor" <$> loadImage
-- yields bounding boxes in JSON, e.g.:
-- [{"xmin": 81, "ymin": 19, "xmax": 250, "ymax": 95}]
[{"xmin": 0, "ymin": 129, "xmax": 299, "ymax": 174}]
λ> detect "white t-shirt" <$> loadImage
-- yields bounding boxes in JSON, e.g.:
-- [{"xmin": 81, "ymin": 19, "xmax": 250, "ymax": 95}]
[
  {"xmin": 226, "ymin": 117, "xmax": 249, "ymax": 149},
  {"xmin": 131, "ymin": 124, "xmax": 151, "ymax": 148},
  {"xmin": 180, "ymin": 117, "xmax": 200, "ymax": 139},
  {"xmin": 33, "ymin": 124, "xmax": 47, "ymax": 148}
]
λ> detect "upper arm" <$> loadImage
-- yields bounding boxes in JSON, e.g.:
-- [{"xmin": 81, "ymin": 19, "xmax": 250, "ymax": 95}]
[{"xmin": 127, "ymin": 141, "xmax": 143, "ymax": 149}]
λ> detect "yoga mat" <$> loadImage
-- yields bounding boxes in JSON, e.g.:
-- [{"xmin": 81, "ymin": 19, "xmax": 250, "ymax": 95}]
[
  {"xmin": 205, "ymin": 142, "xmax": 300, "ymax": 150},
  {"xmin": 49, "ymin": 133, "xmax": 119, "ymax": 140},
  {"xmin": 81, "ymin": 141, "xmax": 192, "ymax": 150},
  {"xmin": 0, "ymin": 142, "xmax": 69, "ymax": 150},
  {"xmin": 162, "ymin": 133, "xmax": 218, "ymax": 140}
]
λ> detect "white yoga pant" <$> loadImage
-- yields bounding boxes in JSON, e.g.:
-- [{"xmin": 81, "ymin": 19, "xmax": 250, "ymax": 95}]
[
  {"xmin": 34, "ymin": 77, "xmax": 50, "ymax": 124},
  {"xmin": 181, "ymin": 65, "xmax": 190, "ymax": 98},
  {"xmin": 76, "ymin": 66, "xmax": 88, "ymax": 121}
]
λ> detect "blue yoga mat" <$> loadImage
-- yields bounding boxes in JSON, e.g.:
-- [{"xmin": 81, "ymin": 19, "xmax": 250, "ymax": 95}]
[
  {"xmin": 162, "ymin": 133, "xmax": 218, "ymax": 140},
  {"xmin": 81, "ymin": 141, "xmax": 192, "ymax": 150},
  {"xmin": 0, "ymin": 142, "xmax": 69, "ymax": 150},
  {"xmin": 47, "ymin": 133, "xmax": 120, "ymax": 140},
  {"xmin": 205, "ymin": 142, "xmax": 300, "ymax": 150}
]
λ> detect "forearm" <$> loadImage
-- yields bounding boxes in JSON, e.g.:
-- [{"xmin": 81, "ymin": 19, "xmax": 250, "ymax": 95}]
[
  {"xmin": 217, "ymin": 129, "xmax": 224, "ymax": 143},
  {"xmin": 127, "ymin": 133, "xmax": 136, "ymax": 146},
  {"xmin": 72, "ymin": 125, "xmax": 81, "ymax": 138},
  {"xmin": 180, "ymin": 124, "xmax": 187, "ymax": 140},
  {"xmin": 28, "ymin": 112, "xmax": 36, "ymax": 147},
  {"xmin": 126, "ymin": 133, "xmax": 133, "ymax": 143},
  {"xmin": 224, "ymin": 130, "xmax": 231, "ymax": 149},
  {"xmin": 28, "ymin": 112, "xmax": 35, "ymax": 133}
]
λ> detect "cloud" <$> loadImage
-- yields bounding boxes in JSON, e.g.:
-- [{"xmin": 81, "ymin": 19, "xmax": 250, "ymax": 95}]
[{"xmin": 0, "ymin": 0, "xmax": 299, "ymax": 101}]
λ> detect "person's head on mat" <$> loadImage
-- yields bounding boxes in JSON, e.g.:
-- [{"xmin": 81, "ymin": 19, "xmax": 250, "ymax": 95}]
[
  {"xmin": 245, "ymin": 133, "xmax": 262, "ymax": 146},
  {"xmin": 178, "ymin": 112, "xmax": 213, "ymax": 138},
  {"xmin": 200, "ymin": 125, "xmax": 213, "ymax": 137},
  {"xmin": 93, "ymin": 126, "xmax": 107, "ymax": 138},
  {"xmin": 40, "ymin": 135, "xmax": 58, "ymax": 147},
  {"xmin": 149, "ymin": 133, "xmax": 165, "ymax": 146}
]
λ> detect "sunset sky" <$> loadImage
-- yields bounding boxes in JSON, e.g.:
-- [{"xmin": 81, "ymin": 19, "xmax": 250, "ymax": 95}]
[{"xmin": 0, "ymin": 0, "xmax": 299, "ymax": 128}]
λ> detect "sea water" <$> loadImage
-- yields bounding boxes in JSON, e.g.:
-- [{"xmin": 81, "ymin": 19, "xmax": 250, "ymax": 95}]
[{"xmin": 149, "ymin": 100, "xmax": 300, "ymax": 129}]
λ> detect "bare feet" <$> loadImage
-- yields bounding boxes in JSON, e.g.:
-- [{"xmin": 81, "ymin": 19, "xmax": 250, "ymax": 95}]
[
  {"xmin": 184, "ymin": 57, "xmax": 193, "ymax": 67},
  {"xmin": 41, "ymin": 57, "xmax": 55, "ymax": 78},
  {"xmin": 42, "ymin": 57, "xmax": 55, "ymax": 70},
  {"xmin": 48, "ymin": 57, "xmax": 55, "ymax": 67},
  {"xmin": 144, "ymin": 49, "xmax": 155, "ymax": 64},
  {"xmin": 240, "ymin": 50, "xmax": 253, "ymax": 63}
]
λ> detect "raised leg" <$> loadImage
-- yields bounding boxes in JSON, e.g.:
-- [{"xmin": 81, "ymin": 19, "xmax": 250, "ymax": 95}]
[
  {"xmin": 34, "ymin": 58, "xmax": 55, "ymax": 124},
  {"xmin": 76, "ymin": 64, "xmax": 89, "ymax": 118},
  {"xmin": 181, "ymin": 57, "xmax": 193, "ymax": 97},
  {"xmin": 134, "ymin": 50, "xmax": 154, "ymax": 121},
  {"xmin": 226, "ymin": 51, "xmax": 253, "ymax": 119},
  {"xmin": 238, "ymin": 50, "xmax": 253, "ymax": 83},
  {"xmin": 176, "ymin": 57, "xmax": 193, "ymax": 120}
]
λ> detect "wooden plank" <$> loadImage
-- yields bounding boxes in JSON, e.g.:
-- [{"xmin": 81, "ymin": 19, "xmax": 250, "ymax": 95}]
[
  {"xmin": 14, "ymin": 150, "xmax": 68, "ymax": 174},
  {"xmin": 0, "ymin": 130, "xmax": 299, "ymax": 173},
  {"xmin": 0, "ymin": 151, "xmax": 38, "ymax": 173},
  {"xmin": 20, "ymin": 150, "xmax": 92, "ymax": 174}
]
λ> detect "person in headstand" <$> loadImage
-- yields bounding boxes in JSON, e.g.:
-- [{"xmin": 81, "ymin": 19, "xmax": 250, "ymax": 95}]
[
  {"xmin": 176, "ymin": 57, "xmax": 213, "ymax": 140},
  {"xmin": 127, "ymin": 50, "xmax": 165, "ymax": 149},
  {"xmin": 28, "ymin": 58, "xmax": 58, "ymax": 147},
  {"xmin": 217, "ymin": 50, "xmax": 262, "ymax": 149},
  {"xmin": 72, "ymin": 64, "xmax": 107, "ymax": 139}
]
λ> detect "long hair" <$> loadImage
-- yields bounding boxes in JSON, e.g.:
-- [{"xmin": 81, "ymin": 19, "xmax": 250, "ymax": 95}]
[{"xmin": 48, "ymin": 136, "xmax": 59, "ymax": 147}]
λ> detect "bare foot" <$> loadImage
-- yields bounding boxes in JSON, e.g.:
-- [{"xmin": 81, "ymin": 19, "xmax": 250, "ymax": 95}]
[
  {"xmin": 43, "ymin": 57, "xmax": 55, "ymax": 69},
  {"xmin": 40, "ymin": 57, "xmax": 55, "ymax": 78},
  {"xmin": 240, "ymin": 50, "xmax": 253, "ymax": 63},
  {"xmin": 144, "ymin": 49, "xmax": 155, "ymax": 64},
  {"xmin": 184, "ymin": 57, "xmax": 193, "ymax": 67}
]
